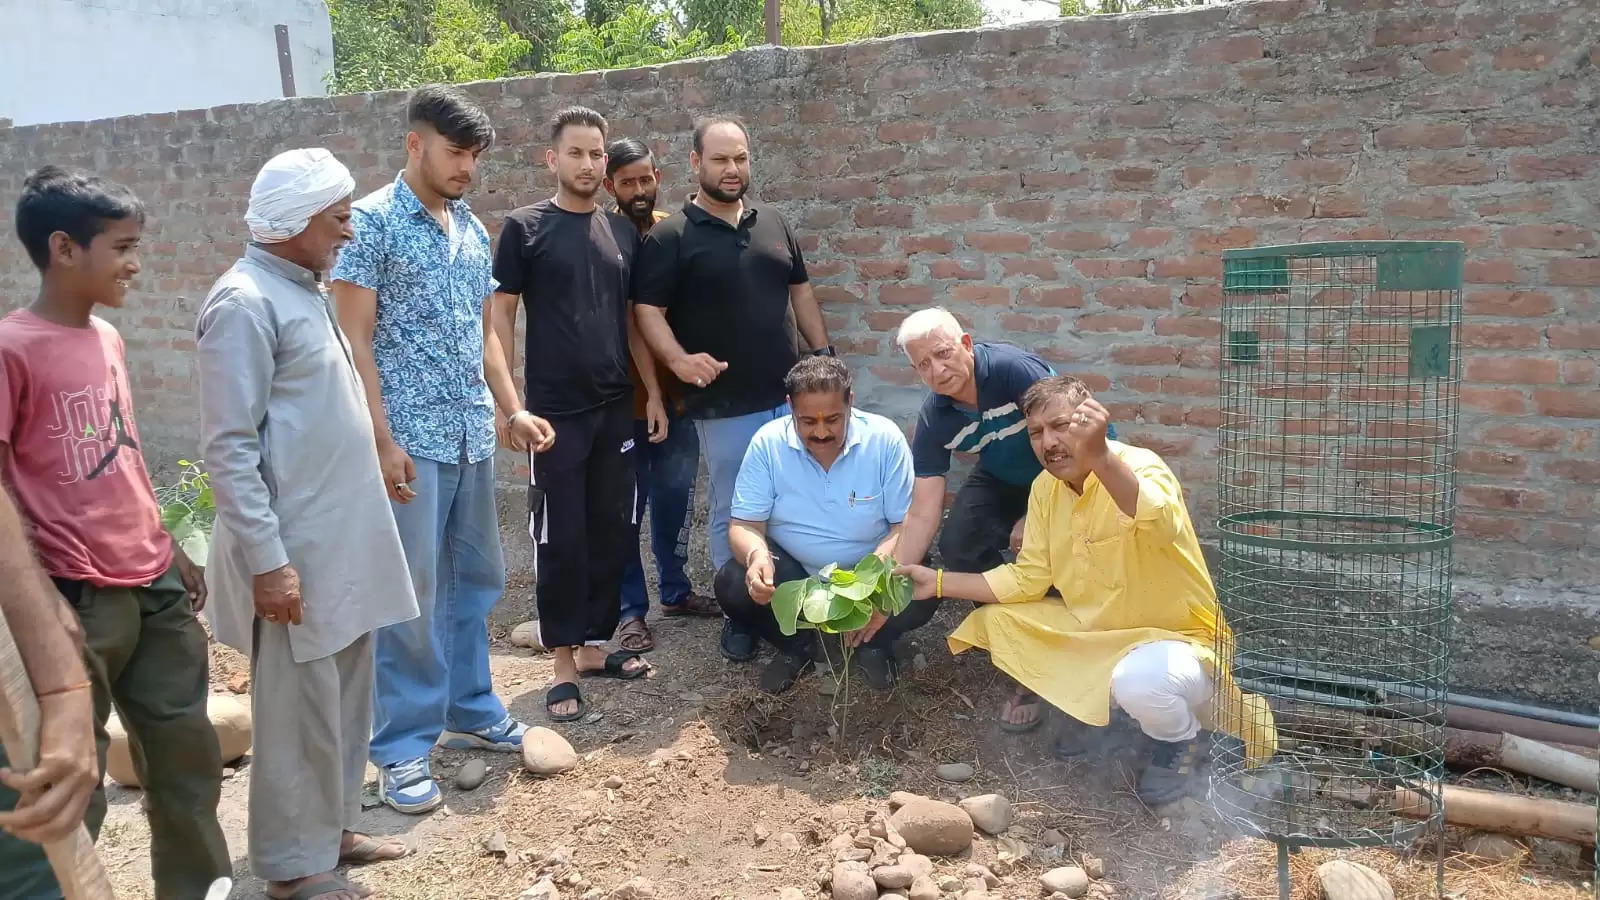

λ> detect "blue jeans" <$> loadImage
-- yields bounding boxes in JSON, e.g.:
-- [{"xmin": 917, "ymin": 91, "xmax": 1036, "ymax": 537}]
[
  {"xmin": 620, "ymin": 414, "xmax": 701, "ymax": 620},
  {"xmin": 371, "ymin": 456, "xmax": 509, "ymax": 766},
  {"xmin": 695, "ymin": 404, "xmax": 788, "ymax": 572}
]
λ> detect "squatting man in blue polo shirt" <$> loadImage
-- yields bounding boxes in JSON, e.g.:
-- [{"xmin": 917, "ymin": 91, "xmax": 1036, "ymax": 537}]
[{"xmin": 715, "ymin": 356, "xmax": 939, "ymax": 694}]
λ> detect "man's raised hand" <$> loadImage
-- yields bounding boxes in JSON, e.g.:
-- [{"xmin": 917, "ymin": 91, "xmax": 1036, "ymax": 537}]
[
  {"xmin": 892, "ymin": 564, "xmax": 940, "ymax": 602},
  {"xmin": 669, "ymin": 353, "xmax": 728, "ymax": 390},
  {"xmin": 1065, "ymin": 397, "xmax": 1112, "ymax": 466}
]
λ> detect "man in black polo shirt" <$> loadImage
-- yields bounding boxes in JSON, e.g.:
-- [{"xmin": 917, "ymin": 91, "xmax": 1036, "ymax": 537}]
[
  {"xmin": 491, "ymin": 106, "xmax": 653, "ymax": 722},
  {"xmin": 633, "ymin": 116, "xmax": 832, "ymax": 662}
]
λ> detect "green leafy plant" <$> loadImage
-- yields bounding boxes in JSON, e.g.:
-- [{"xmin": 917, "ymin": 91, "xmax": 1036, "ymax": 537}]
[
  {"xmin": 156, "ymin": 461, "xmax": 214, "ymax": 563},
  {"xmin": 770, "ymin": 552, "xmax": 911, "ymax": 637}
]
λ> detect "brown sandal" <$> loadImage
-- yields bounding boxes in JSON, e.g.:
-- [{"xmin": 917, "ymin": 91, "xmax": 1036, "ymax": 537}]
[
  {"xmin": 618, "ymin": 616, "xmax": 654, "ymax": 653},
  {"xmin": 661, "ymin": 592, "xmax": 721, "ymax": 618}
]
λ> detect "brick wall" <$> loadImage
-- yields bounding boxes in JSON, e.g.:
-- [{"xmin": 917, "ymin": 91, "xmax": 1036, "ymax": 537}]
[{"xmin": 0, "ymin": 0, "xmax": 1595, "ymax": 585}]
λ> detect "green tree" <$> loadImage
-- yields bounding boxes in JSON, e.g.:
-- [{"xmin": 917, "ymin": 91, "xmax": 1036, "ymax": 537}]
[
  {"xmin": 329, "ymin": 0, "xmax": 541, "ymax": 92},
  {"xmin": 678, "ymin": 0, "xmax": 984, "ymax": 45},
  {"xmin": 550, "ymin": 2, "xmax": 747, "ymax": 72},
  {"xmin": 1060, "ymin": 0, "xmax": 1218, "ymax": 14}
]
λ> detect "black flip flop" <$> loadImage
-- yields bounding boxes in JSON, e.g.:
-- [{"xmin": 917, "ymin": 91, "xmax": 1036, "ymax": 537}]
[
  {"xmin": 545, "ymin": 681, "xmax": 586, "ymax": 723},
  {"xmin": 998, "ymin": 690, "xmax": 1044, "ymax": 733},
  {"xmin": 579, "ymin": 651, "xmax": 649, "ymax": 680}
]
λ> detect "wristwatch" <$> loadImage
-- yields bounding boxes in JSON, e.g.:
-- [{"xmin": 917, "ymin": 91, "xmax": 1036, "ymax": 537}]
[{"xmin": 811, "ymin": 345, "xmax": 837, "ymax": 357}]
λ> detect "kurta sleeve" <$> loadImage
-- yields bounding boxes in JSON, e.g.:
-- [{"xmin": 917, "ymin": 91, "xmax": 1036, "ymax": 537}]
[
  {"xmin": 196, "ymin": 290, "xmax": 289, "ymax": 575},
  {"xmin": 1115, "ymin": 453, "xmax": 1186, "ymax": 548},
  {"xmin": 980, "ymin": 475, "xmax": 1054, "ymax": 604}
]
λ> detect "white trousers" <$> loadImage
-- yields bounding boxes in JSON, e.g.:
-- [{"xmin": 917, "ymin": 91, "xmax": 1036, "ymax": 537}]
[{"xmin": 1108, "ymin": 640, "xmax": 1214, "ymax": 743}]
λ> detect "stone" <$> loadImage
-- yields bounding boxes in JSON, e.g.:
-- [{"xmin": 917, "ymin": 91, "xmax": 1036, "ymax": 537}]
[
  {"xmin": 898, "ymin": 853, "xmax": 934, "ymax": 880},
  {"xmin": 1033, "ymin": 843, "xmax": 1064, "ymax": 865},
  {"xmin": 106, "ymin": 695, "xmax": 252, "ymax": 788},
  {"xmin": 1529, "ymin": 837, "xmax": 1584, "ymax": 869},
  {"xmin": 830, "ymin": 862, "xmax": 877, "ymax": 900},
  {"xmin": 963, "ymin": 863, "xmax": 999, "ymax": 888},
  {"xmin": 869, "ymin": 818, "xmax": 889, "ymax": 839},
  {"xmin": 888, "ymin": 791, "xmax": 925, "ymax": 810},
  {"xmin": 936, "ymin": 762, "xmax": 976, "ymax": 783},
  {"xmin": 1461, "ymin": 832, "xmax": 1524, "ymax": 862},
  {"xmin": 510, "ymin": 621, "xmax": 544, "ymax": 650},
  {"xmin": 907, "ymin": 876, "xmax": 940, "ymax": 900},
  {"xmin": 873, "ymin": 865, "xmax": 915, "ymax": 890},
  {"xmin": 880, "ymin": 894, "xmax": 907, "ymax": 900},
  {"xmin": 1041, "ymin": 828, "xmax": 1068, "ymax": 847},
  {"xmin": 959, "ymin": 889, "xmax": 989, "ymax": 900},
  {"xmin": 778, "ymin": 890, "xmax": 807, "ymax": 900},
  {"xmin": 602, "ymin": 775, "xmax": 624, "ymax": 789},
  {"xmin": 454, "ymin": 759, "xmax": 488, "ymax": 791},
  {"xmin": 608, "ymin": 878, "xmax": 654, "ymax": 900},
  {"xmin": 889, "ymin": 798, "xmax": 974, "ymax": 856},
  {"xmin": 963, "ymin": 877, "xmax": 988, "ymax": 893},
  {"xmin": 779, "ymin": 832, "xmax": 802, "ymax": 851},
  {"xmin": 1315, "ymin": 860, "xmax": 1394, "ymax": 900},
  {"xmin": 937, "ymin": 876, "xmax": 964, "ymax": 892},
  {"xmin": 520, "ymin": 880, "xmax": 561, "ymax": 900},
  {"xmin": 837, "ymin": 848, "xmax": 872, "ymax": 863},
  {"xmin": 827, "ymin": 833, "xmax": 855, "ymax": 853},
  {"xmin": 522, "ymin": 727, "xmax": 579, "ymax": 776},
  {"xmin": 755, "ymin": 824, "xmax": 773, "ymax": 845},
  {"xmin": 958, "ymin": 794, "xmax": 1012, "ymax": 834},
  {"xmin": 1082, "ymin": 854, "xmax": 1104, "ymax": 880},
  {"xmin": 1040, "ymin": 866, "xmax": 1090, "ymax": 898}
]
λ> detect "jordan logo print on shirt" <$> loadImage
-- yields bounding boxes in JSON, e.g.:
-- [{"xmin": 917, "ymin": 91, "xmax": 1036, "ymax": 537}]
[
  {"xmin": 46, "ymin": 366, "xmax": 140, "ymax": 485},
  {"xmin": 86, "ymin": 373, "xmax": 139, "ymax": 480}
]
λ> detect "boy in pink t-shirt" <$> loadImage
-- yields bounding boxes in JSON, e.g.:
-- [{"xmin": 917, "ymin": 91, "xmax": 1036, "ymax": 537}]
[{"xmin": 0, "ymin": 167, "xmax": 228, "ymax": 898}]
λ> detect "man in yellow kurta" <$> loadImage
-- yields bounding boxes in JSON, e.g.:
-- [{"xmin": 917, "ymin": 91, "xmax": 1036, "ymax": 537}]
[{"xmin": 894, "ymin": 375, "xmax": 1275, "ymax": 807}]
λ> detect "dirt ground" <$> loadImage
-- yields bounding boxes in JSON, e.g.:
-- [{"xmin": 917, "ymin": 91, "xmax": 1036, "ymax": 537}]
[{"xmin": 87, "ymin": 576, "xmax": 1592, "ymax": 900}]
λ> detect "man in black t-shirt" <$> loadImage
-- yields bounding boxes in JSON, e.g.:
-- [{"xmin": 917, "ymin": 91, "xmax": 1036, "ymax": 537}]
[
  {"xmin": 632, "ymin": 116, "xmax": 833, "ymax": 663},
  {"xmin": 490, "ymin": 106, "xmax": 654, "ymax": 722}
]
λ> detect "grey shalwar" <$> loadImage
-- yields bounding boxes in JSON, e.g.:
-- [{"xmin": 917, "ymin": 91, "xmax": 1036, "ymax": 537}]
[{"xmin": 196, "ymin": 244, "xmax": 419, "ymax": 881}]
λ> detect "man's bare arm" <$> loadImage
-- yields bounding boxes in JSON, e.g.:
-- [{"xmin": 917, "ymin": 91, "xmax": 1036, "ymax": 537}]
[
  {"xmin": 481, "ymin": 295, "xmax": 523, "ymax": 417},
  {"xmin": 634, "ymin": 304, "xmax": 689, "ymax": 370},
  {"xmin": 330, "ymin": 281, "xmax": 396, "ymax": 447},
  {"xmin": 0, "ymin": 475, "xmax": 85, "ymax": 696},
  {"xmin": 893, "ymin": 476, "xmax": 947, "ymax": 566},
  {"xmin": 873, "ymin": 523, "xmax": 904, "ymax": 561},
  {"xmin": 789, "ymin": 281, "xmax": 830, "ymax": 352},
  {"xmin": 489, "ymin": 291, "xmax": 523, "ymax": 412}
]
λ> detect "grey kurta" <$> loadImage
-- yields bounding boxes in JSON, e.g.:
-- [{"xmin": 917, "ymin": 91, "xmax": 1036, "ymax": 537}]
[{"xmin": 197, "ymin": 244, "xmax": 418, "ymax": 663}]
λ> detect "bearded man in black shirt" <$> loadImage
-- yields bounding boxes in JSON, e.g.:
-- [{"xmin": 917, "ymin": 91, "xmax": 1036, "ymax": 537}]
[{"xmin": 490, "ymin": 107, "xmax": 656, "ymax": 721}]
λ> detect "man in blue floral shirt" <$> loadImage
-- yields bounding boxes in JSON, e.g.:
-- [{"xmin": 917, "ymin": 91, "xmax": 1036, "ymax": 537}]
[{"xmin": 332, "ymin": 85, "xmax": 554, "ymax": 815}]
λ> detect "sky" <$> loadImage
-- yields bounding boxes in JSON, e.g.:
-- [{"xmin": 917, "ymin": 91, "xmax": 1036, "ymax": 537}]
[{"xmin": 983, "ymin": 0, "xmax": 1061, "ymax": 25}]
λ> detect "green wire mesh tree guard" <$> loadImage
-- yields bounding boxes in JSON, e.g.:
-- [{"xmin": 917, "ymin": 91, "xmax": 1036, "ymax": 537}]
[{"xmin": 1210, "ymin": 241, "xmax": 1464, "ymax": 899}]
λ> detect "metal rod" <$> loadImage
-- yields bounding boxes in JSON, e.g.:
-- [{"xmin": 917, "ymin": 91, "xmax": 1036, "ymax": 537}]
[{"xmin": 1277, "ymin": 841, "xmax": 1290, "ymax": 900}]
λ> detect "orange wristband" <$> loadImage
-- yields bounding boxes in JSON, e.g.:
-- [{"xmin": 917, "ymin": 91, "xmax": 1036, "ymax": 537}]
[{"xmin": 36, "ymin": 680, "xmax": 92, "ymax": 698}]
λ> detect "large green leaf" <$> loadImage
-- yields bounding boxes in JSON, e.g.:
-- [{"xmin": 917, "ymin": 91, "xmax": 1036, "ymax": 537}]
[
  {"xmin": 880, "ymin": 574, "xmax": 913, "ymax": 616},
  {"xmin": 832, "ymin": 577, "xmax": 876, "ymax": 602},
  {"xmin": 820, "ymin": 604, "xmax": 873, "ymax": 634},
  {"xmin": 826, "ymin": 590, "xmax": 858, "ymax": 620},
  {"xmin": 167, "ymin": 511, "xmax": 210, "ymax": 565},
  {"xmin": 829, "ymin": 568, "xmax": 857, "ymax": 586},
  {"xmin": 801, "ymin": 580, "xmax": 833, "ymax": 624},
  {"xmin": 853, "ymin": 553, "xmax": 887, "ymax": 587},
  {"xmin": 771, "ymin": 578, "xmax": 806, "ymax": 636}
]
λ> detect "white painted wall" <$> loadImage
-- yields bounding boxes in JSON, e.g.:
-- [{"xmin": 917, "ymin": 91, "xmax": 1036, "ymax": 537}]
[{"xmin": 0, "ymin": 0, "xmax": 333, "ymax": 126}]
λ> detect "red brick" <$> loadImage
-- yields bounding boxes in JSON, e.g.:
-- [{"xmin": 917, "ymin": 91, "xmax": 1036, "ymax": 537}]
[
  {"xmin": 1287, "ymin": 158, "xmax": 1353, "ymax": 183},
  {"xmin": 1109, "ymin": 168, "xmax": 1159, "ymax": 189},
  {"xmin": 1022, "ymin": 171, "xmax": 1091, "ymax": 191},
  {"xmin": 1407, "ymin": 156, "xmax": 1495, "ymax": 185},
  {"xmin": 854, "ymin": 204, "xmax": 914, "ymax": 228},
  {"xmin": 819, "ymin": 178, "xmax": 878, "ymax": 202},
  {"xmin": 1480, "ymin": 423, "xmax": 1565, "ymax": 451},
  {"xmin": 1097, "ymin": 284, "xmax": 1172, "ymax": 310},
  {"xmin": 928, "ymin": 204, "xmax": 982, "ymax": 224},
  {"xmin": 1466, "ymin": 290, "xmax": 1555, "ymax": 317},
  {"xmin": 993, "ymin": 200, "xmax": 1053, "ymax": 223},
  {"xmin": 1421, "ymin": 47, "xmax": 1473, "ymax": 74},
  {"xmin": 1183, "ymin": 164, "xmax": 1257, "ymax": 189},
  {"xmin": 808, "ymin": 260, "xmax": 849, "ymax": 278},
  {"xmin": 1191, "ymin": 227, "xmax": 1257, "ymax": 254},
  {"xmin": 1460, "ymin": 449, "xmax": 1528, "ymax": 477},
  {"xmin": 855, "ymin": 259, "xmax": 908, "ymax": 280},
  {"xmin": 1494, "ymin": 41, "xmax": 1561, "ymax": 70},
  {"xmin": 1190, "ymin": 34, "xmax": 1265, "ymax": 64},
  {"xmin": 1455, "ymin": 513, "xmax": 1530, "ymax": 543},
  {"xmin": 885, "ymin": 174, "xmax": 953, "ymax": 199},
  {"xmin": 1546, "ymin": 460, "xmax": 1600, "ymax": 484},
  {"xmin": 957, "ymin": 174, "xmax": 1019, "ymax": 194},
  {"xmin": 1384, "ymin": 195, "xmax": 1455, "ymax": 219},
  {"xmin": 1509, "ymin": 154, "xmax": 1600, "ymax": 181},
  {"xmin": 1533, "ymin": 389, "xmax": 1600, "ymax": 418},
  {"xmin": 1475, "ymin": 122, "xmax": 1569, "ymax": 148},
  {"xmin": 1108, "ymin": 103, "xmax": 1171, "ymax": 128},
  {"xmin": 1463, "ymin": 323, "xmax": 1541, "ymax": 349},
  {"xmin": 1018, "ymin": 286, "xmax": 1086, "ymax": 309},
  {"xmin": 1476, "ymin": 193, "xmax": 1554, "ymax": 216},
  {"xmin": 833, "ymin": 334, "xmax": 880, "ymax": 356},
  {"xmin": 1461, "ymin": 387, "xmax": 1529, "ymax": 414},
  {"xmin": 1548, "ymin": 324, "xmax": 1600, "ymax": 350},
  {"xmin": 900, "ymin": 235, "xmax": 955, "ymax": 254},
  {"xmin": 1154, "ymin": 316, "xmax": 1221, "ymax": 339},
  {"xmin": 999, "ymin": 313, "xmax": 1062, "ymax": 333},
  {"xmin": 929, "ymin": 259, "xmax": 984, "ymax": 280},
  {"xmin": 1234, "ymin": 194, "xmax": 1315, "ymax": 218},
  {"xmin": 1565, "ymin": 359, "xmax": 1600, "ymax": 385},
  {"xmin": 1002, "ymin": 258, "xmax": 1059, "ymax": 280},
  {"xmin": 1376, "ymin": 122, "xmax": 1468, "ymax": 150},
  {"xmin": 1314, "ymin": 189, "xmax": 1366, "ymax": 218},
  {"xmin": 1075, "ymin": 313, "xmax": 1147, "ymax": 333},
  {"xmin": 832, "ymin": 234, "xmax": 885, "ymax": 254},
  {"xmin": 813, "ymin": 284, "xmax": 864, "ymax": 305},
  {"xmin": 1549, "ymin": 258, "xmax": 1600, "ymax": 285},
  {"xmin": 1462, "ymin": 485, "xmax": 1547, "ymax": 512},
  {"xmin": 1074, "ymin": 258, "xmax": 1148, "ymax": 278},
  {"xmin": 1043, "ymin": 231, "xmax": 1114, "ymax": 252},
  {"xmin": 1071, "ymin": 138, "xmax": 1129, "ymax": 161},
  {"xmin": 863, "ymin": 311, "xmax": 908, "ymax": 332},
  {"xmin": 1375, "ymin": 16, "xmax": 1456, "ymax": 46},
  {"xmin": 876, "ymin": 121, "xmax": 934, "ymax": 143},
  {"xmin": 1341, "ymin": 53, "xmax": 1402, "ymax": 79},
  {"xmin": 949, "ymin": 284, "xmax": 1010, "ymax": 306},
  {"xmin": 965, "ymin": 232, "xmax": 1031, "ymax": 253},
  {"xmin": 1501, "ymin": 224, "xmax": 1596, "ymax": 251},
  {"xmin": 1465, "ymin": 356, "xmax": 1560, "ymax": 384},
  {"xmin": 868, "ymin": 364, "xmax": 924, "ymax": 387},
  {"xmin": 1464, "ymin": 259, "xmax": 1519, "ymax": 284},
  {"xmin": 1153, "ymin": 256, "xmax": 1223, "ymax": 279},
  {"xmin": 1127, "ymin": 228, "xmax": 1178, "ymax": 249},
  {"xmin": 1112, "ymin": 346, "xmax": 1182, "ymax": 366},
  {"xmin": 1180, "ymin": 284, "xmax": 1223, "ymax": 310},
  {"xmin": 878, "ymin": 284, "xmax": 933, "ymax": 306}
]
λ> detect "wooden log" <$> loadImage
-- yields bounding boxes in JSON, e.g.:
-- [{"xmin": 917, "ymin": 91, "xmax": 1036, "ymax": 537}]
[
  {"xmin": 1448, "ymin": 705, "xmax": 1599, "ymax": 750},
  {"xmin": 1270, "ymin": 698, "xmax": 1435, "ymax": 759},
  {"xmin": 1500, "ymin": 733, "xmax": 1600, "ymax": 794},
  {"xmin": 1392, "ymin": 784, "xmax": 1596, "ymax": 846},
  {"xmin": 1445, "ymin": 728, "xmax": 1599, "ymax": 770},
  {"xmin": 0, "ymin": 610, "xmax": 115, "ymax": 900}
]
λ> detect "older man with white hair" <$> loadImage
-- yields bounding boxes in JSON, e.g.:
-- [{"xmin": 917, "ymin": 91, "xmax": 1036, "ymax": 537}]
[
  {"xmin": 894, "ymin": 307, "xmax": 1114, "ymax": 734},
  {"xmin": 197, "ymin": 148, "xmax": 419, "ymax": 900}
]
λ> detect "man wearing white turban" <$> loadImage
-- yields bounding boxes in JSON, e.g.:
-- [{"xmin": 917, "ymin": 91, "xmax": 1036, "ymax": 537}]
[{"xmin": 197, "ymin": 147, "xmax": 419, "ymax": 900}]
